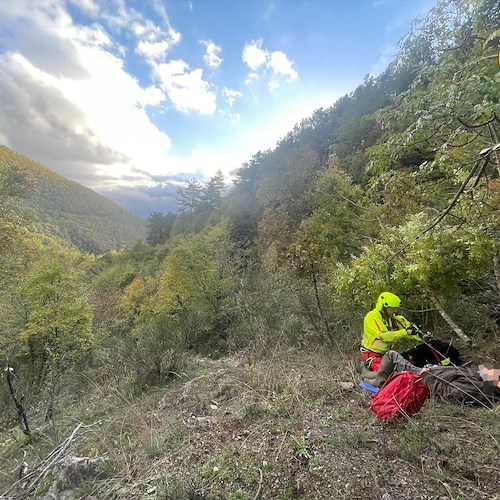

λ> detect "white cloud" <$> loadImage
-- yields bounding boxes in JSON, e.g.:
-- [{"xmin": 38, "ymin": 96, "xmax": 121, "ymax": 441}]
[
  {"xmin": 154, "ymin": 60, "xmax": 216, "ymax": 114},
  {"xmin": 0, "ymin": 0, "xmax": 182, "ymax": 189},
  {"xmin": 133, "ymin": 19, "xmax": 181, "ymax": 62},
  {"xmin": 0, "ymin": 52, "xmax": 128, "ymax": 181},
  {"xmin": 218, "ymin": 108, "xmax": 241, "ymax": 124},
  {"xmin": 268, "ymin": 51, "xmax": 297, "ymax": 80},
  {"xmin": 223, "ymin": 87, "xmax": 242, "ymax": 106},
  {"xmin": 0, "ymin": 45, "xmax": 171, "ymax": 180},
  {"xmin": 242, "ymin": 40, "xmax": 268, "ymax": 69},
  {"xmin": 152, "ymin": 0, "xmax": 176, "ymax": 29},
  {"xmin": 268, "ymin": 80, "xmax": 280, "ymax": 91},
  {"xmin": 68, "ymin": 0, "xmax": 99, "ymax": 16},
  {"xmin": 77, "ymin": 0, "xmax": 134, "ymax": 31},
  {"xmin": 245, "ymin": 72, "xmax": 260, "ymax": 87},
  {"xmin": 242, "ymin": 39, "xmax": 298, "ymax": 88},
  {"xmin": 0, "ymin": 0, "xmax": 224, "ymax": 196},
  {"xmin": 72, "ymin": 23, "xmax": 113, "ymax": 49},
  {"xmin": 0, "ymin": 0, "xmax": 307, "ymax": 218},
  {"xmin": 201, "ymin": 40, "xmax": 223, "ymax": 68},
  {"xmin": 137, "ymin": 40, "xmax": 170, "ymax": 60}
]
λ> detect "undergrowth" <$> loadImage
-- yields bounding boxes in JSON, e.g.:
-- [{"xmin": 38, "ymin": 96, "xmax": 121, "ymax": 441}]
[{"xmin": 0, "ymin": 347, "xmax": 498, "ymax": 499}]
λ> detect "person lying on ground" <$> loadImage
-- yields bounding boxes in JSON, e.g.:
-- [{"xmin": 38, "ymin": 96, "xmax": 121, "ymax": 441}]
[{"xmin": 419, "ymin": 363, "xmax": 500, "ymax": 405}]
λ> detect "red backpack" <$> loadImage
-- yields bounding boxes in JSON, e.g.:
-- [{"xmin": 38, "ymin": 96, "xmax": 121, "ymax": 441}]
[{"xmin": 371, "ymin": 372, "xmax": 429, "ymax": 420}]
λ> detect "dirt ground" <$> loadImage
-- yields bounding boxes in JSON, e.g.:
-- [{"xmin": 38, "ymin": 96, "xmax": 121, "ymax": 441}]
[
  {"xmin": 112, "ymin": 353, "xmax": 500, "ymax": 500},
  {"xmin": 2, "ymin": 351, "xmax": 499, "ymax": 499}
]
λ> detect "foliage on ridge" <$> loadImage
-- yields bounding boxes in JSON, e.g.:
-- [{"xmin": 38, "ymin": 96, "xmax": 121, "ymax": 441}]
[{"xmin": 0, "ymin": 145, "xmax": 145, "ymax": 253}]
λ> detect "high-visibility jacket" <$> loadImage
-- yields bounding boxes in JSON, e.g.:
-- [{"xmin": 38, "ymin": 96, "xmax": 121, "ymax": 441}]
[{"xmin": 362, "ymin": 308, "xmax": 419, "ymax": 354}]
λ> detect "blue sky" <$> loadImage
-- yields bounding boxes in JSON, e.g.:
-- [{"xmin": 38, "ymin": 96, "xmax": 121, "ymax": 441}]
[{"xmin": 0, "ymin": 0, "xmax": 435, "ymax": 217}]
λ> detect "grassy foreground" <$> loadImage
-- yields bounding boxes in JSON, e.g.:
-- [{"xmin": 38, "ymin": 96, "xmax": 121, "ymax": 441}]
[{"xmin": 1, "ymin": 348, "xmax": 499, "ymax": 499}]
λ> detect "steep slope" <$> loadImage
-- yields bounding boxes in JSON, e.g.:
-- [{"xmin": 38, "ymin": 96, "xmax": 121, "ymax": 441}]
[
  {"xmin": 0, "ymin": 145, "xmax": 145, "ymax": 253},
  {"xmin": 1, "ymin": 351, "xmax": 498, "ymax": 499}
]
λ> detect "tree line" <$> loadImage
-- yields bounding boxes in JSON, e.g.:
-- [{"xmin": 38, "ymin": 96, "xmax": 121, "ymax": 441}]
[{"xmin": 145, "ymin": 169, "xmax": 226, "ymax": 245}]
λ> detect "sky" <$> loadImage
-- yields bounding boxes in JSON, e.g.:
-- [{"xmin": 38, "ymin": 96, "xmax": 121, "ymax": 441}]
[{"xmin": 0, "ymin": 0, "xmax": 436, "ymax": 217}]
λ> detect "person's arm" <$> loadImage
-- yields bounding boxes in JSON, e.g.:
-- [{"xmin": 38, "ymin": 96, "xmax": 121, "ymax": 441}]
[
  {"xmin": 380, "ymin": 327, "xmax": 417, "ymax": 343},
  {"xmin": 364, "ymin": 312, "xmax": 413, "ymax": 343},
  {"xmin": 393, "ymin": 315, "xmax": 421, "ymax": 341}
]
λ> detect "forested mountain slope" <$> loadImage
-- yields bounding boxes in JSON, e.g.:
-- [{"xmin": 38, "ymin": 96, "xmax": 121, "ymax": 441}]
[
  {"xmin": 0, "ymin": 145, "xmax": 145, "ymax": 253},
  {"xmin": 0, "ymin": 0, "xmax": 499, "ymax": 498}
]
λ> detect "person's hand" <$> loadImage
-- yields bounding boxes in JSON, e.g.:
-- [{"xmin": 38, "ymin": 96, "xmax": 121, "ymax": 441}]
[
  {"xmin": 407, "ymin": 329, "xmax": 420, "ymax": 339},
  {"xmin": 423, "ymin": 331, "xmax": 433, "ymax": 341}
]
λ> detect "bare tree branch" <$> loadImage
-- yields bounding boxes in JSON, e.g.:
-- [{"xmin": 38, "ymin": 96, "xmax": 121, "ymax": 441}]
[
  {"xmin": 5, "ymin": 366, "xmax": 30, "ymax": 437},
  {"xmin": 427, "ymin": 290, "xmax": 472, "ymax": 345}
]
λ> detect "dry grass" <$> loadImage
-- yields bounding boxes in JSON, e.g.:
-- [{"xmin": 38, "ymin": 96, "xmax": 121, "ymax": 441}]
[{"xmin": 1, "ymin": 347, "xmax": 499, "ymax": 499}]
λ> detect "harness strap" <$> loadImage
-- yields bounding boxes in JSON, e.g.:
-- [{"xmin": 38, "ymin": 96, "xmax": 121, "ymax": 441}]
[
  {"xmin": 360, "ymin": 347, "xmax": 383, "ymax": 370},
  {"xmin": 430, "ymin": 346, "xmax": 443, "ymax": 365}
]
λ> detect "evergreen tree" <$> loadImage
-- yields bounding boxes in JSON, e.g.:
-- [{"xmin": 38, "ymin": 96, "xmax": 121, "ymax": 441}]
[
  {"xmin": 201, "ymin": 170, "xmax": 226, "ymax": 211},
  {"xmin": 176, "ymin": 179, "xmax": 203, "ymax": 214},
  {"xmin": 146, "ymin": 211, "xmax": 176, "ymax": 245}
]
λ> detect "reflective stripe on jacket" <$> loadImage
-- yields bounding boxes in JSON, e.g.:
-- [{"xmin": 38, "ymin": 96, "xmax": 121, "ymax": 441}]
[{"xmin": 362, "ymin": 308, "xmax": 415, "ymax": 354}]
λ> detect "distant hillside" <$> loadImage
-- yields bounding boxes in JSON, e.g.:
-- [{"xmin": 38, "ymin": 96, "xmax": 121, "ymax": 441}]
[{"xmin": 0, "ymin": 146, "xmax": 145, "ymax": 253}]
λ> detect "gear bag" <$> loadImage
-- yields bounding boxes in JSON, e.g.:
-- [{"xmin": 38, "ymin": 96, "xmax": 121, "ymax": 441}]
[
  {"xmin": 401, "ymin": 339, "xmax": 460, "ymax": 367},
  {"xmin": 371, "ymin": 371, "xmax": 429, "ymax": 420}
]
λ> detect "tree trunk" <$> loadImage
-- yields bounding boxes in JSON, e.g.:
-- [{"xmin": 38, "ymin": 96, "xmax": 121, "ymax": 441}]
[
  {"xmin": 427, "ymin": 290, "xmax": 472, "ymax": 345},
  {"xmin": 5, "ymin": 366, "xmax": 31, "ymax": 437},
  {"xmin": 310, "ymin": 265, "xmax": 332, "ymax": 344},
  {"xmin": 493, "ymin": 251, "xmax": 500, "ymax": 296},
  {"xmin": 487, "ymin": 121, "xmax": 500, "ymax": 177}
]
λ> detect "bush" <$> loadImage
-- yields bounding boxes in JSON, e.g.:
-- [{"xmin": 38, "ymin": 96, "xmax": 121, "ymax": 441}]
[{"xmin": 92, "ymin": 314, "xmax": 185, "ymax": 388}]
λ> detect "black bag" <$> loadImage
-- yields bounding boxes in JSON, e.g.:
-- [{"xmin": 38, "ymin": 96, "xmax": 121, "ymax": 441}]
[{"xmin": 401, "ymin": 339, "xmax": 460, "ymax": 368}]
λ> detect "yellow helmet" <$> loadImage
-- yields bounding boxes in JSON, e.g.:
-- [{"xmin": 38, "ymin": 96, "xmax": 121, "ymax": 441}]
[{"xmin": 376, "ymin": 292, "xmax": 401, "ymax": 310}]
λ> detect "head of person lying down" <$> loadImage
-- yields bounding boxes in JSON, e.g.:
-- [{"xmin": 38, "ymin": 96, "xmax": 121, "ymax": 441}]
[{"xmin": 478, "ymin": 363, "xmax": 500, "ymax": 388}]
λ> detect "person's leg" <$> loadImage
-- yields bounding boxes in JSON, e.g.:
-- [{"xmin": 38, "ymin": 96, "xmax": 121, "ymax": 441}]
[
  {"xmin": 385, "ymin": 350, "xmax": 422, "ymax": 374},
  {"xmin": 360, "ymin": 350, "xmax": 383, "ymax": 371},
  {"xmin": 362, "ymin": 353, "xmax": 395, "ymax": 387}
]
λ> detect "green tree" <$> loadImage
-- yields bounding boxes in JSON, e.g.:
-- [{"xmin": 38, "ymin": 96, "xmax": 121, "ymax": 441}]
[
  {"xmin": 154, "ymin": 223, "xmax": 240, "ymax": 353},
  {"xmin": 0, "ymin": 149, "xmax": 34, "ymax": 257},
  {"xmin": 31, "ymin": 258, "xmax": 91, "ymax": 370},
  {"xmin": 146, "ymin": 211, "xmax": 176, "ymax": 245},
  {"xmin": 176, "ymin": 179, "xmax": 203, "ymax": 214},
  {"xmin": 201, "ymin": 170, "xmax": 226, "ymax": 211},
  {"xmin": 297, "ymin": 0, "xmax": 500, "ymax": 343},
  {"xmin": 224, "ymin": 191, "xmax": 259, "ymax": 246},
  {"xmin": 234, "ymin": 150, "xmax": 269, "ymax": 196},
  {"xmin": 256, "ymin": 144, "xmax": 320, "ymax": 224},
  {"xmin": 1, "ymin": 248, "xmax": 94, "ymax": 384}
]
